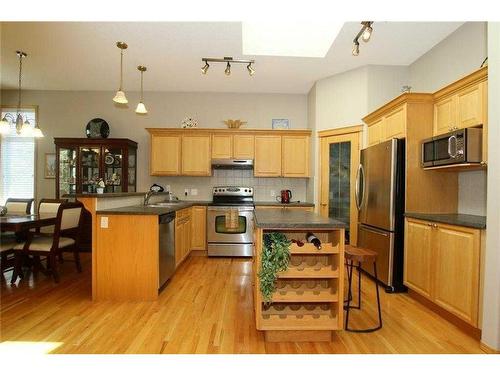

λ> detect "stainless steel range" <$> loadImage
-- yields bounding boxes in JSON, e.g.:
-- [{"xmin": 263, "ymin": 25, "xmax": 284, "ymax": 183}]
[{"xmin": 207, "ymin": 186, "xmax": 254, "ymax": 257}]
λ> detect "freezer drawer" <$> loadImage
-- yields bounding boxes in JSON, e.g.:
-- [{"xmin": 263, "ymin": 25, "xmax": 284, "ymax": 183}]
[{"xmin": 357, "ymin": 224, "xmax": 394, "ymax": 289}]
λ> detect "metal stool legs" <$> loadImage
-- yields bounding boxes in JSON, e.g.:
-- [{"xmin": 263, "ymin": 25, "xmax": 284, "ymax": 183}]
[{"xmin": 344, "ymin": 260, "xmax": 383, "ymax": 333}]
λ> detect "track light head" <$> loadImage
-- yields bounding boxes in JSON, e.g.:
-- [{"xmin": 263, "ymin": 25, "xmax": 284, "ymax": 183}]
[
  {"xmin": 201, "ymin": 61, "xmax": 209, "ymax": 74},
  {"xmin": 247, "ymin": 63, "xmax": 255, "ymax": 76},
  {"xmin": 225, "ymin": 62, "xmax": 231, "ymax": 76},
  {"xmin": 361, "ymin": 22, "xmax": 373, "ymax": 42},
  {"xmin": 352, "ymin": 42, "xmax": 360, "ymax": 56}
]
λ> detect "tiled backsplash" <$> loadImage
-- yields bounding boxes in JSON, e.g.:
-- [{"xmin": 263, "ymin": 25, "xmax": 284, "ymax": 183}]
[{"xmin": 153, "ymin": 169, "xmax": 308, "ymax": 202}]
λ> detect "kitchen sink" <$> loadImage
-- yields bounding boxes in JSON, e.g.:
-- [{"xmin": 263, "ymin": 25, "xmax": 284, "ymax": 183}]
[{"xmin": 146, "ymin": 202, "xmax": 184, "ymax": 208}]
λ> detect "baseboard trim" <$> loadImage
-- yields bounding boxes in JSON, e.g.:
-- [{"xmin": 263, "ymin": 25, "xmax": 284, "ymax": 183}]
[
  {"xmin": 480, "ymin": 342, "xmax": 500, "ymax": 354},
  {"xmin": 407, "ymin": 289, "xmax": 481, "ymax": 340}
]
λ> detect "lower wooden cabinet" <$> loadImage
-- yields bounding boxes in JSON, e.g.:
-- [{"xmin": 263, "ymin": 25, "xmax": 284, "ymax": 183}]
[
  {"xmin": 191, "ymin": 206, "xmax": 207, "ymax": 250},
  {"xmin": 404, "ymin": 218, "xmax": 481, "ymax": 327},
  {"xmin": 175, "ymin": 208, "xmax": 192, "ymax": 267}
]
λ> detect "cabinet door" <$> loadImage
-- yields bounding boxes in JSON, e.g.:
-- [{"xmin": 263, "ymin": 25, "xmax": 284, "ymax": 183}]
[
  {"xmin": 183, "ymin": 216, "xmax": 192, "ymax": 259},
  {"xmin": 254, "ymin": 136, "xmax": 282, "ymax": 177},
  {"xmin": 282, "ymin": 135, "xmax": 310, "ymax": 177},
  {"xmin": 433, "ymin": 96, "xmax": 456, "ymax": 136},
  {"xmin": 211, "ymin": 134, "xmax": 233, "ymax": 159},
  {"xmin": 191, "ymin": 206, "xmax": 206, "ymax": 250},
  {"xmin": 456, "ymin": 82, "xmax": 485, "ymax": 128},
  {"xmin": 434, "ymin": 224, "xmax": 480, "ymax": 326},
  {"xmin": 367, "ymin": 118, "xmax": 383, "ymax": 146},
  {"xmin": 233, "ymin": 135, "xmax": 255, "ymax": 159},
  {"xmin": 181, "ymin": 135, "xmax": 211, "ymax": 176},
  {"xmin": 384, "ymin": 105, "xmax": 406, "ymax": 140},
  {"xmin": 151, "ymin": 135, "xmax": 181, "ymax": 175},
  {"xmin": 175, "ymin": 220, "xmax": 184, "ymax": 267},
  {"xmin": 404, "ymin": 219, "xmax": 433, "ymax": 299}
]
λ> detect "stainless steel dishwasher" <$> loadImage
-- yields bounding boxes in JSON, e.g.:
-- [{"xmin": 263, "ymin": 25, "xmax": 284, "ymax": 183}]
[{"xmin": 158, "ymin": 212, "xmax": 176, "ymax": 289}]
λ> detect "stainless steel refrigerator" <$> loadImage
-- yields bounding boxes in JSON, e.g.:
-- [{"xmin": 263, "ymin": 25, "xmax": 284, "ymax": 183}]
[{"xmin": 355, "ymin": 138, "xmax": 406, "ymax": 292}]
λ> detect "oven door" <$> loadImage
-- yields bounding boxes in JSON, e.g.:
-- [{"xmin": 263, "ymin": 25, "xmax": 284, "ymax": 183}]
[{"xmin": 207, "ymin": 206, "xmax": 254, "ymax": 244}]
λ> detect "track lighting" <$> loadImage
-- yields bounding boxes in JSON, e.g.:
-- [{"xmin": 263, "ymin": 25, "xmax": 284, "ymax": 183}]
[
  {"xmin": 113, "ymin": 42, "xmax": 128, "ymax": 104},
  {"xmin": 135, "ymin": 65, "xmax": 148, "ymax": 114},
  {"xmin": 247, "ymin": 63, "xmax": 255, "ymax": 76},
  {"xmin": 352, "ymin": 21, "xmax": 374, "ymax": 56},
  {"xmin": 201, "ymin": 57, "xmax": 255, "ymax": 76},
  {"xmin": 201, "ymin": 61, "xmax": 209, "ymax": 74}
]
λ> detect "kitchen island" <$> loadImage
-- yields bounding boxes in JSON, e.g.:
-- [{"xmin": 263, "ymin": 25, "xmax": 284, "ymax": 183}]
[{"xmin": 253, "ymin": 208, "xmax": 346, "ymax": 342}]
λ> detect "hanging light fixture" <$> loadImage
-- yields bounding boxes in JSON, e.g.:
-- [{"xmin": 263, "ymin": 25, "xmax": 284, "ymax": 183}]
[
  {"xmin": 201, "ymin": 57, "xmax": 255, "ymax": 76},
  {"xmin": 113, "ymin": 42, "xmax": 128, "ymax": 104},
  {"xmin": 0, "ymin": 114, "xmax": 11, "ymax": 135},
  {"xmin": 135, "ymin": 65, "xmax": 148, "ymax": 114},
  {"xmin": 352, "ymin": 21, "xmax": 374, "ymax": 56}
]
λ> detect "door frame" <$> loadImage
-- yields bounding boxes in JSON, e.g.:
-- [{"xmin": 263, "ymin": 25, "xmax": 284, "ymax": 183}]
[{"xmin": 318, "ymin": 125, "xmax": 363, "ymax": 246}]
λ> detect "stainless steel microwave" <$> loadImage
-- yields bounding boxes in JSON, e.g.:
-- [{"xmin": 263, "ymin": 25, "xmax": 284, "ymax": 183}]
[{"xmin": 421, "ymin": 128, "xmax": 482, "ymax": 168}]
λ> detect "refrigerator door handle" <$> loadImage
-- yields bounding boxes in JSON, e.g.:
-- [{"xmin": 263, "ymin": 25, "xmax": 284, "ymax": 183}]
[
  {"xmin": 360, "ymin": 224, "xmax": 389, "ymax": 237},
  {"xmin": 355, "ymin": 164, "xmax": 365, "ymax": 211}
]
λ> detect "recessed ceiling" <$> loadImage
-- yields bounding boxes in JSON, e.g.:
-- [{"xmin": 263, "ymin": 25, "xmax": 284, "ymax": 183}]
[{"xmin": 0, "ymin": 21, "xmax": 463, "ymax": 94}]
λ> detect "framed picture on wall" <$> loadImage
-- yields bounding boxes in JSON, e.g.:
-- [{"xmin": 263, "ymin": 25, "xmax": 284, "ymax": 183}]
[
  {"xmin": 272, "ymin": 119, "xmax": 290, "ymax": 129},
  {"xmin": 45, "ymin": 153, "xmax": 56, "ymax": 179}
]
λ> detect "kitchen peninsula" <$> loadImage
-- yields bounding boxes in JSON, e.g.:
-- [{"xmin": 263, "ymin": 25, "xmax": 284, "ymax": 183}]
[{"xmin": 253, "ymin": 208, "xmax": 346, "ymax": 342}]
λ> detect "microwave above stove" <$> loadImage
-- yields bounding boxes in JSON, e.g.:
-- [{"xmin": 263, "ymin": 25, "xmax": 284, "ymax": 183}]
[{"xmin": 421, "ymin": 127, "xmax": 482, "ymax": 168}]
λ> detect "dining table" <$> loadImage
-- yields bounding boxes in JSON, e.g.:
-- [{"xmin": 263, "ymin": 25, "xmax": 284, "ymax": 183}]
[{"xmin": 0, "ymin": 213, "xmax": 57, "ymax": 233}]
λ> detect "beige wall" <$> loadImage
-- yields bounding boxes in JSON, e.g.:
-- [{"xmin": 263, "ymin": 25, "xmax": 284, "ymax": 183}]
[
  {"xmin": 408, "ymin": 22, "xmax": 488, "ymax": 215},
  {"xmin": 482, "ymin": 21, "xmax": 500, "ymax": 351},
  {"xmin": 0, "ymin": 90, "xmax": 308, "ymax": 202}
]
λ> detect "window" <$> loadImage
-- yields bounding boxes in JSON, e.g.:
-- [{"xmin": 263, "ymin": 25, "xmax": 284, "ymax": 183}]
[{"xmin": 0, "ymin": 108, "xmax": 36, "ymax": 205}]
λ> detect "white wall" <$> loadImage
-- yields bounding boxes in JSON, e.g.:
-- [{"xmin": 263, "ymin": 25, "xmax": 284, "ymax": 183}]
[
  {"xmin": 408, "ymin": 22, "xmax": 488, "ymax": 215},
  {"xmin": 482, "ymin": 21, "xmax": 500, "ymax": 351},
  {"xmin": 0, "ymin": 90, "xmax": 308, "ymax": 202}
]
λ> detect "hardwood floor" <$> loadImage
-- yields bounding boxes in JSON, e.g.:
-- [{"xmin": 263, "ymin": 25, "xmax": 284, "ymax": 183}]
[{"xmin": 0, "ymin": 253, "xmax": 485, "ymax": 354}]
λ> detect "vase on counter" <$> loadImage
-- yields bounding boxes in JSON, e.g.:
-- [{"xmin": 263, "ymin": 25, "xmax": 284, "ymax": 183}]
[{"xmin": 96, "ymin": 187, "xmax": 104, "ymax": 194}]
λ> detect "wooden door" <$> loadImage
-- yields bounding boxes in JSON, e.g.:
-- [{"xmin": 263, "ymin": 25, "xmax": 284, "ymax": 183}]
[
  {"xmin": 233, "ymin": 135, "xmax": 255, "ymax": 159},
  {"xmin": 456, "ymin": 82, "xmax": 485, "ymax": 128},
  {"xmin": 181, "ymin": 135, "xmax": 211, "ymax": 176},
  {"xmin": 433, "ymin": 224, "xmax": 480, "ymax": 326},
  {"xmin": 367, "ymin": 118, "xmax": 384, "ymax": 146},
  {"xmin": 191, "ymin": 206, "xmax": 207, "ymax": 250},
  {"xmin": 403, "ymin": 219, "xmax": 433, "ymax": 299},
  {"xmin": 282, "ymin": 135, "xmax": 310, "ymax": 177},
  {"xmin": 319, "ymin": 131, "xmax": 361, "ymax": 246},
  {"xmin": 211, "ymin": 134, "xmax": 233, "ymax": 159},
  {"xmin": 433, "ymin": 96, "xmax": 456, "ymax": 136},
  {"xmin": 384, "ymin": 105, "xmax": 406, "ymax": 140},
  {"xmin": 150, "ymin": 134, "xmax": 181, "ymax": 175},
  {"xmin": 254, "ymin": 135, "xmax": 282, "ymax": 177}
]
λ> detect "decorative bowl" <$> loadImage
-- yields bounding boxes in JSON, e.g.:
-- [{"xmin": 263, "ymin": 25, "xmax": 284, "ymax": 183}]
[{"xmin": 224, "ymin": 119, "xmax": 247, "ymax": 129}]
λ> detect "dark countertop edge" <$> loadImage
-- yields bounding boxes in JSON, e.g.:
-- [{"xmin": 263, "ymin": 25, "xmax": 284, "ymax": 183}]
[
  {"xmin": 404, "ymin": 212, "xmax": 486, "ymax": 229},
  {"xmin": 254, "ymin": 202, "xmax": 315, "ymax": 207},
  {"xmin": 64, "ymin": 192, "xmax": 169, "ymax": 198}
]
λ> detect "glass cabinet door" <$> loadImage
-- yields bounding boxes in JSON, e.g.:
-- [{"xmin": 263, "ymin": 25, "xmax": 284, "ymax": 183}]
[
  {"xmin": 104, "ymin": 146, "xmax": 124, "ymax": 193},
  {"xmin": 128, "ymin": 146, "xmax": 137, "ymax": 192},
  {"xmin": 80, "ymin": 147, "xmax": 101, "ymax": 194},
  {"xmin": 58, "ymin": 147, "xmax": 77, "ymax": 196},
  {"xmin": 329, "ymin": 141, "xmax": 351, "ymax": 226}
]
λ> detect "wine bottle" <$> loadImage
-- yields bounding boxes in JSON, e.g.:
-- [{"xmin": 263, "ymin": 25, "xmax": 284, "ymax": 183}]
[{"xmin": 306, "ymin": 232, "xmax": 322, "ymax": 250}]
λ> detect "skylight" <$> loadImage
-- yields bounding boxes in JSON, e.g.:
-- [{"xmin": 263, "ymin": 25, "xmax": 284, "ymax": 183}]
[{"xmin": 242, "ymin": 21, "xmax": 343, "ymax": 58}]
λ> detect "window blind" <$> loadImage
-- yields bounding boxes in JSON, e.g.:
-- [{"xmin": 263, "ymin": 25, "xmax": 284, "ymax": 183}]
[{"xmin": 0, "ymin": 109, "xmax": 36, "ymax": 205}]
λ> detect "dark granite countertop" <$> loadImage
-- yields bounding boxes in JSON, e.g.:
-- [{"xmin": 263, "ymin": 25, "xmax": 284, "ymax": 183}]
[
  {"xmin": 96, "ymin": 202, "xmax": 194, "ymax": 216},
  {"xmin": 254, "ymin": 208, "xmax": 346, "ymax": 229},
  {"xmin": 64, "ymin": 192, "xmax": 168, "ymax": 198},
  {"xmin": 405, "ymin": 212, "xmax": 486, "ymax": 229},
  {"xmin": 254, "ymin": 201, "xmax": 315, "ymax": 207}
]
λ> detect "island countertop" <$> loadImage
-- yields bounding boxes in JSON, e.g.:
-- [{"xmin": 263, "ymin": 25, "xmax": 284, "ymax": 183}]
[
  {"xmin": 254, "ymin": 207, "xmax": 346, "ymax": 229},
  {"xmin": 405, "ymin": 212, "xmax": 486, "ymax": 229}
]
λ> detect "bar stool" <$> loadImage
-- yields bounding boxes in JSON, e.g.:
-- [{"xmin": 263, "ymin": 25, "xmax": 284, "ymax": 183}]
[{"xmin": 344, "ymin": 245, "xmax": 382, "ymax": 332}]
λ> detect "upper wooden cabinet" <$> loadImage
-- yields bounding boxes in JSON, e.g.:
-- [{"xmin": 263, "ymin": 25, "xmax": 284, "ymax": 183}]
[
  {"xmin": 384, "ymin": 105, "xmax": 407, "ymax": 140},
  {"xmin": 147, "ymin": 128, "xmax": 311, "ymax": 178},
  {"xmin": 150, "ymin": 134, "xmax": 181, "ymax": 176},
  {"xmin": 211, "ymin": 134, "xmax": 233, "ymax": 159},
  {"xmin": 367, "ymin": 118, "xmax": 384, "ymax": 146},
  {"xmin": 433, "ymin": 67, "xmax": 488, "ymax": 136},
  {"xmin": 181, "ymin": 135, "xmax": 211, "ymax": 176},
  {"xmin": 254, "ymin": 135, "xmax": 282, "ymax": 177},
  {"xmin": 233, "ymin": 134, "xmax": 255, "ymax": 159},
  {"xmin": 404, "ymin": 218, "xmax": 482, "ymax": 327},
  {"xmin": 282, "ymin": 135, "xmax": 310, "ymax": 177}
]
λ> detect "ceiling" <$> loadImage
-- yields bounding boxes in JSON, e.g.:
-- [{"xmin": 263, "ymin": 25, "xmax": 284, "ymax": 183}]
[{"xmin": 0, "ymin": 22, "xmax": 463, "ymax": 94}]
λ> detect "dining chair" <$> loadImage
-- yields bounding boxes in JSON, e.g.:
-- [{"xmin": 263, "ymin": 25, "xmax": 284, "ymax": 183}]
[
  {"xmin": 35, "ymin": 198, "xmax": 69, "ymax": 235},
  {"xmin": 1, "ymin": 236, "xmax": 18, "ymax": 280},
  {"xmin": 11, "ymin": 201, "xmax": 84, "ymax": 283},
  {"xmin": 5, "ymin": 198, "xmax": 34, "ymax": 215}
]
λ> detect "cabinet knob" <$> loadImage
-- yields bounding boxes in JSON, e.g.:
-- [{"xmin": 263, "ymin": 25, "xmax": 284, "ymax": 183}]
[
  {"xmin": 433, "ymin": 224, "xmax": 438, "ymax": 228},
  {"xmin": 480, "ymin": 161, "xmax": 487, "ymax": 167}
]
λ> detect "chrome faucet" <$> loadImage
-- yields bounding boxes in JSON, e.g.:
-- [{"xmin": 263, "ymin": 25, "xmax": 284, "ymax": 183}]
[{"xmin": 144, "ymin": 191, "xmax": 157, "ymax": 206}]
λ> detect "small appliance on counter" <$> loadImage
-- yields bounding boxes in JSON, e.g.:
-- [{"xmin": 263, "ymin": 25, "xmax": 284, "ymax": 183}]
[{"xmin": 276, "ymin": 189, "xmax": 292, "ymax": 204}]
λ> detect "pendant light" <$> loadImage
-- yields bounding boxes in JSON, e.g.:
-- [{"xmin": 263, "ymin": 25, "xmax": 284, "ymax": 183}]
[
  {"xmin": 224, "ymin": 62, "xmax": 231, "ymax": 76},
  {"xmin": 135, "ymin": 66, "xmax": 148, "ymax": 114},
  {"xmin": 113, "ymin": 42, "xmax": 128, "ymax": 104},
  {"xmin": 0, "ymin": 115, "xmax": 9, "ymax": 135}
]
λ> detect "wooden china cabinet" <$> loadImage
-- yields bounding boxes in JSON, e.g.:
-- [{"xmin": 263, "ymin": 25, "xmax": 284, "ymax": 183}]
[{"xmin": 54, "ymin": 138, "xmax": 138, "ymax": 198}]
